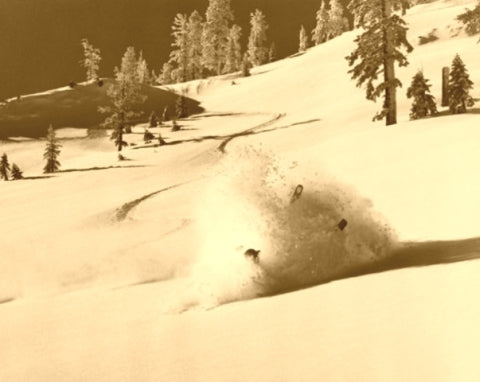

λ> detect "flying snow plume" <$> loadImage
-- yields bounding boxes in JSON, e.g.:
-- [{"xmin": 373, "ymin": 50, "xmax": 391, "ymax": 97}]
[{"xmin": 172, "ymin": 147, "xmax": 396, "ymax": 312}]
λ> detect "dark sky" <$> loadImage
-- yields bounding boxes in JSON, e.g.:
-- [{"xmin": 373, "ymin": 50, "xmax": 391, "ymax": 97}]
[{"xmin": 0, "ymin": 0, "xmax": 324, "ymax": 99}]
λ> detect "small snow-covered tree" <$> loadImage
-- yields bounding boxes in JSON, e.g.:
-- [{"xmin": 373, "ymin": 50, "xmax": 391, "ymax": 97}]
[
  {"xmin": 149, "ymin": 111, "xmax": 158, "ymax": 127},
  {"xmin": 80, "ymin": 38, "xmax": 102, "ymax": 81},
  {"xmin": 202, "ymin": 0, "xmax": 234, "ymax": 75},
  {"xmin": 143, "ymin": 128, "xmax": 155, "ymax": 143},
  {"xmin": 346, "ymin": 0, "xmax": 413, "ymax": 125},
  {"xmin": 43, "ymin": 126, "xmax": 61, "ymax": 173},
  {"xmin": 224, "ymin": 24, "xmax": 243, "ymax": 73},
  {"xmin": 0, "ymin": 153, "xmax": 10, "ymax": 180},
  {"xmin": 242, "ymin": 53, "xmax": 251, "ymax": 77},
  {"xmin": 187, "ymin": 10, "xmax": 205, "ymax": 80},
  {"xmin": 176, "ymin": 94, "xmax": 188, "ymax": 119},
  {"xmin": 11, "ymin": 163, "xmax": 23, "ymax": 180},
  {"xmin": 247, "ymin": 9, "xmax": 269, "ymax": 66},
  {"xmin": 457, "ymin": 1, "xmax": 480, "ymax": 36},
  {"xmin": 299, "ymin": 25, "xmax": 309, "ymax": 52},
  {"xmin": 170, "ymin": 13, "xmax": 190, "ymax": 83},
  {"xmin": 448, "ymin": 54, "xmax": 474, "ymax": 114},
  {"xmin": 406, "ymin": 71, "xmax": 437, "ymax": 119},
  {"xmin": 99, "ymin": 47, "xmax": 147, "ymax": 151},
  {"xmin": 160, "ymin": 62, "xmax": 174, "ymax": 85},
  {"xmin": 268, "ymin": 42, "xmax": 276, "ymax": 62},
  {"xmin": 312, "ymin": 2, "xmax": 329, "ymax": 45},
  {"xmin": 328, "ymin": 0, "xmax": 349, "ymax": 38},
  {"xmin": 162, "ymin": 105, "xmax": 170, "ymax": 122}
]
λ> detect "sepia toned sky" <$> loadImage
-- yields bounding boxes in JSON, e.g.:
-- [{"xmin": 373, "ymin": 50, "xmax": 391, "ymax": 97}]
[{"xmin": 0, "ymin": 0, "xmax": 325, "ymax": 99}]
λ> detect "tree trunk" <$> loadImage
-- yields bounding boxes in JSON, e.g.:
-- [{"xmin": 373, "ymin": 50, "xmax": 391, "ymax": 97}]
[
  {"xmin": 383, "ymin": 0, "xmax": 397, "ymax": 126},
  {"xmin": 441, "ymin": 66, "xmax": 449, "ymax": 107}
]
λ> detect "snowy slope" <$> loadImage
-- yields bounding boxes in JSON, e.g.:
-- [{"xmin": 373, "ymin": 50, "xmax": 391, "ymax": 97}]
[{"xmin": 1, "ymin": 1, "xmax": 480, "ymax": 381}]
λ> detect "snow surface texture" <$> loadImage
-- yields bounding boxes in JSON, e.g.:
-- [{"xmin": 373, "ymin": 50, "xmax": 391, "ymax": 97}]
[{"xmin": 2, "ymin": 1, "xmax": 480, "ymax": 381}]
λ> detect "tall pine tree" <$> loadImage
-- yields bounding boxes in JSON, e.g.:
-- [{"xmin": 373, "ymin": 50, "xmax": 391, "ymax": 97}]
[
  {"xmin": 346, "ymin": 0, "xmax": 413, "ymax": 125},
  {"xmin": 448, "ymin": 54, "xmax": 474, "ymax": 114},
  {"xmin": 43, "ymin": 126, "xmax": 61, "ymax": 173},
  {"xmin": 80, "ymin": 38, "xmax": 102, "ymax": 81},
  {"xmin": 299, "ymin": 25, "xmax": 309, "ymax": 52},
  {"xmin": 328, "ymin": 0, "xmax": 349, "ymax": 38},
  {"xmin": 187, "ymin": 10, "xmax": 205, "ymax": 80},
  {"xmin": 312, "ymin": 2, "xmax": 330, "ymax": 45},
  {"xmin": 247, "ymin": 9, "xmax": 269, "ymax": 66},
  {"xmin": 136, "ymin": 51, "xmax": 150, "ymax": 84},
  {"xmin": 224, "ymin": 24, "xmax": 243, "ymax": 73},
  {"xmin": 169, "ymin": 14, "xmax": 190, "ymax": 83},
  {"xmin": 99, "ymin": 47, "xmax": 147, "ymax": 151},
  {"xmin": 202, "ymin": 0, "xmax": 234, "ymax": 75},
  {"xmin": 0, "ymin": 153, "xmax": 10, "ymax": 181},
  {"xmin": 406, "ymin": 71, "xmax": 437, "ymax": 120}
]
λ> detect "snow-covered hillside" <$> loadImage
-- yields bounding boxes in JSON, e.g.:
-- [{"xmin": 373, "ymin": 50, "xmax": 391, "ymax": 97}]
[{"xmin": 1, "ymin": 1, "xmax": 480, "ymax": 381}]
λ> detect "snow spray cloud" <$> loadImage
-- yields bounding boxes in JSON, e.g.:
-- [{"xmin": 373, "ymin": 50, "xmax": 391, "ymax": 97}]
[{"xmin": 178, "ymin": 147, "xmax": 396, "ymax": 311}]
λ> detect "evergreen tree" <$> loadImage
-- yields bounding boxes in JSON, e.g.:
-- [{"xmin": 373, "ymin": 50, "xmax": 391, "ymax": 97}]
[
  {"xmin": 349, "ymin": 0, "xmax": 410, "ymax": 28},
  {"xmin": 346, "ymin": 0, "xmax": 413, "ymax": 125},
  {"xmin": 171, "ymin": 117, "xmax": 180, "ymax": 132},
  {"xmin": 312, "ymin": 2, "xmax": 330, "ymax": 45},
  {"xmin": 99, "ymin": 47, "xmax": 147, "ymax": 151},
  {"xmin": 299, "ymin": 25, "xmax": 309, "ymax": 52},
  {"xmin": 457, "ymin": 1, "xmax": 480, "ymax": 36},
  {"xmin": 328, "ymin": 0, "xmax": 349, "ymax": 38},
  {"xmin": 149, "ymin": 111, "xmax": 158, "ymax": 127},
  {"xmin": 80, "ymin": 38, "xmax": 102, "ymax": 81},
  {"xmin": 0, "ymin": 153, "xmax": 10, "ymax": 180},
  {"xmin": 268, "ymin": 42, "xmax": 276, "ymax": 62},
  {"xmin": 136, "ymin": 51, "xmax": 150, "ymax": 84},
  {"xmin": 143, "ymin": 128, "xmax": 155, "ymax": 143},
  {"xmin": 242, "ymin": 53, "xmax": 251, "ymax": 77},
  {"xmin": 247, "ymin": 9, "xmax": 269, "ymax": 66},
  {"xmin": 202, "ymin": 0, "xmax": 234, "ymax": 75},
  {"xmin": 170, "ymin": 13, "xmax": 190, "ymax": 83},
  {"xmin": 160, "ymin": 62, "xmax": 174, "ymax": 85},
  {"xmin": 406, "ymin": 71, "xmax": 437, "ymax": 120},
  {"xmin": 11, "ymin": 163, "xmax": 23, "ymax": 180},
  {"xmin": 43, "ymin": 126, "xmax": 61, "ymax": 173},
  {"xmin": 187, "ymin": 10, "xmax": 205, "ymax": 80},
  {"xmin": 176, "ymin": 94, "xmax": 188, "ymax": 119},
  {"xmin": 224, "ymin": 24, "xmax": 243, "ymax": 73},
  {"xmin": 158, "ymin": 132, "xmax": 166, "ymax": 146},
  {"xmin": 162, "ymin": 105, "xmax": 170, "ymax": 122},
  {"xmin": 448, "ymin": 54, "xmax": 474, "ymax": 114}
]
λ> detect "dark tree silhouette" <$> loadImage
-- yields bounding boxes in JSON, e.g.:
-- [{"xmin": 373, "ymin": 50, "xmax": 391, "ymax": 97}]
[
  {"xmin": 149, "ymin": 111, "xmax": 158, "ymax": 127},
  {"xmin": 11, "ymin": 163, "xmax": 23, "ymax": 180},
  {"xmin": 406, "ymin": 71, "xmax": 437, "ymax": 120},
  {"xmin": 0, "ymin": 153, "xmax": 10, "ymax": 181},
  {"xmin": 43, "ymin": 126, "xmax": 62, "ymax": 173},
  {"xmin": 448, "ymin": 54, "xmax": 474, "ymax": 114}
]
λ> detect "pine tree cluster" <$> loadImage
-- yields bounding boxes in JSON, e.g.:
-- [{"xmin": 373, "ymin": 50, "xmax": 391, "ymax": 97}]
[
  {"xmin": 1, "ymin": 153, "xmax": 24, "ymax": 181},
  {"xmin": 162, "ymin": 0, "xmax": 274, "ymax": 85},
  {"xmin": 312, "ymin": 0, "xmax": 349, "ymax": 46}
]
